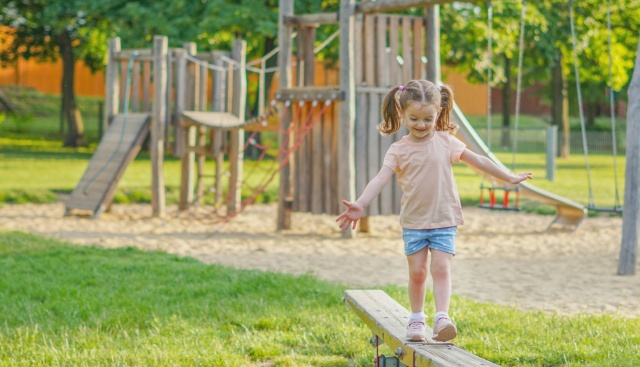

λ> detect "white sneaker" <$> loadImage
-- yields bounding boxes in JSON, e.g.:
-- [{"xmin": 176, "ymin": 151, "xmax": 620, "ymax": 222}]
[
  {"xmin": 406, "ymin": 319, "xmax": 427, "ymax": 342},
  {"xmin": 433, "ymin": 316, "xmax": 457, "ymax": 342}
]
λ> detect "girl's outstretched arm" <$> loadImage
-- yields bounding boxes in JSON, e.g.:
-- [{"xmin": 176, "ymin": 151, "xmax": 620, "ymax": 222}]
[
  {"xmin": 460, "ymin": 149, "xmax": 532, "ymax": 184},
  {"xmin": 336, "ymin": 166, "xmax": 394, "ymax": 230}
]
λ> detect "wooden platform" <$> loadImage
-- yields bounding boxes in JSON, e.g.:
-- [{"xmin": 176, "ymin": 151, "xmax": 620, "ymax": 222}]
[
  {"xmin": 343, "ymin": 290, "xmax": 500, "ymax": 367},
  {"xmin": 65, "ymin": 113, "xmax": 151, "ymax": 217}
]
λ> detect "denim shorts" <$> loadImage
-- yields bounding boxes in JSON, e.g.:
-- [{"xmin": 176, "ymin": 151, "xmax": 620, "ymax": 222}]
[{"xmin": 402, "ymin": 226, "xmax": 457, "ymax": 256}]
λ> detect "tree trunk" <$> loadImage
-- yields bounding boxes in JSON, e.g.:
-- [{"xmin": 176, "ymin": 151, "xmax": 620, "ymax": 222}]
[
  {"xmin": 58, "ymin": 31, "xmax": 85, "ymax": 147},
  {"xmin": 501, "ymin": 54, "xmax": 511, "ymax": 148},
  {"xmin": 551, "ymin": 51, "xmax": 570, "ymax": 157}
]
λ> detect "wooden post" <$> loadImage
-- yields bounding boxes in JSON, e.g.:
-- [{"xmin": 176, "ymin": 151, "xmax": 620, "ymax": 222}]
[
  {"xmin": 338, "ymin": 0, "xmax": 357, "ymax": 238},
  {"xmin": 195, "ymin": 62, "xmax": 207, "ymax": 204},
  {"xmin": 211, "ymin": 51, "xmax": 227, "ymax": 208},
  {"xmin": 228, "ymin": 39, "xmax": 247, "ymax": 214},
  {"xmin": 546, "ymin": 125, "xmax": 557, "ymax": 182},
  {"xmin": 425, "ymin": 6, "xmax": 441, "ymax": 83},
  {"xmin": 151, "ymin": 35, "xmax": 168, "ymax": 217},
  {"xmin": 618, "ymin": 43, "xmax": 640, "ymax": 276},
  {"xmin": 277, "ymin": 0, "xmax": 295, "ymax": 230},
  {"xmin": 104, "ymin": 37, "xmax": 120, "ymax": 127},
  {"xmin": 177, "ymin": 46, "xmax": 191, "ymax": 210}
]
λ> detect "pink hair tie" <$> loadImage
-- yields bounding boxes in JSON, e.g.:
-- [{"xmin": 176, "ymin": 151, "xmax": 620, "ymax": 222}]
[{"xmin": 398, "ymin": 85, "xmax": 405, "ymax": 91}]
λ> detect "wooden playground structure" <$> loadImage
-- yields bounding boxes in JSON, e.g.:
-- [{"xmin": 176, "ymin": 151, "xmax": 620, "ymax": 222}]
[{"xmin": 66, "ymin": 0, "xmax": 589, "ymax": 233}]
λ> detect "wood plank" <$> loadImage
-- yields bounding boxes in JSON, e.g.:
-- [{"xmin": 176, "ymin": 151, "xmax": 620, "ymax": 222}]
[
  {"xmin": 379, "ymin": 92, "xmax": 394, "ymax": 215},
  {"xmin": 355, "ymin": 92, "xmax": 368, "ymax": 216},
  {"xmin": 376, "ymin": 15, "xmax": 389, "ymax": 87},
  {"xmin": 393, "ymin": 129, "xmax": 403, "ymax": 213},
  {"xmin": 119, "ymin": 59, "xmax": 128, "ymax": 112},
  {"xmin": 367, "ymin": 93, "xmax": 380, "ymax": 215},
  {"xmin": 275, "ymin": 87, "xmax": 344, "ymax": 101},
  {"xmin": 151, "ymin": 36, "xmax": 168, "ymax": 217},
  {"xmin": 364, "ymin": 14, "xmax": 375, "ymax": 86},
  {"xmin": 354, "ymin": 13, "xmax": 364, "ymax": 86},
  {"xmin": 284, "ymin": 13, "xmax": 338, "ymax": 25},
  {"xmin": 66, "ymin": 113, "xmax": 150, "ymax": 216},
  {"xmin": 181, "ymin": 111, "xmax": 244, "ymax": 129},
  {"xmin": 142, "ymin": 61, "xmax": 151, "ymax": 113},
  {"xmin": 104, "ymin": 38, "xmax": 120, "ymax": 126},
  {"xmin": 425, "ymin": 6, "xmax": 441, "ymax": 82},
  {"xmin": 131, "ymin": 61, "xmax": 140, "ymax": 112},
  {"xmin": 228, "ymin": 39, "xmax": 247, "ymax": 214},
  {"xmin": 277, "ymin": 0, "xmax": 295, "ymax": 230},
  {"xmin": 311, "ymin": 109, "xmax": 324, "ymax": 214},
  {"xmin": 344, "ymin": 290, "xmax": 500, "ymax": 367},
  {"xmin": 389, "ymin": 16, "xmax": 400, "ymax": 86},
  {"xmin": 413, "ymin": 17, "xmax": 425, "ymax": 79},
  {"xmin": 402, "ymin": 17, "xmax": 412, "ymax": 83},
  {"xmin": 354, "ymin": 0, "xmax": 480, "ymax": 14}
]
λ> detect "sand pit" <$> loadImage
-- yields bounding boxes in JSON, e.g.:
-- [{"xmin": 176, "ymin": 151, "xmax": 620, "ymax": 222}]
[{"xmin": 1, "ymin": 202, "xmax": 637, "ymax": 317}]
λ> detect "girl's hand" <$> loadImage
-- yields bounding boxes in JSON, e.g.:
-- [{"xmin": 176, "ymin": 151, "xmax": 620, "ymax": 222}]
[
  {"xmin": 335, "ymin": 200, "xmax": 364, "ymax": 230},
  {"xmin": 510, "ymin": 172, "xmax": 533, "ymax": 184}
]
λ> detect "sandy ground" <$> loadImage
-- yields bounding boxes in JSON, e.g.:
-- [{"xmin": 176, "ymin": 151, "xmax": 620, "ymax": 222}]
[{"xmin": 1, "ymin": 202, "xmax": 638, "ymax": 317}]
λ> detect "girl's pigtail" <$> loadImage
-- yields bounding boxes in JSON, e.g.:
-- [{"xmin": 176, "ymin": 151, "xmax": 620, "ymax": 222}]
[
  {"xmin": 379, "ymin": 86, "xmax": 402, "ymax": 135},
  {"xmin": 437, "ymin": 84, "xmax": 458, "ymax": 134}
]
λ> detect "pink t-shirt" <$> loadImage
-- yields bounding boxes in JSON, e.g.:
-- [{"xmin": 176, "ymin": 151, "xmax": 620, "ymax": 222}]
[{"xmin": 383, "ymin": 131, "xmax": 466, "ymax": 229}]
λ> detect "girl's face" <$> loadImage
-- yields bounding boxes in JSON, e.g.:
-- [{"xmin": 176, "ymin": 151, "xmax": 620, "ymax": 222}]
[{"xmin": 402, "ymin": 101, "xmax": 440, "ymax": 142}]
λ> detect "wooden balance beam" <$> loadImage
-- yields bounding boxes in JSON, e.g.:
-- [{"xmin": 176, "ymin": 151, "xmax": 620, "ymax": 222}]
[{"xmin": 343, "ymin": 290, "xmax": 500, "ymax": 367}]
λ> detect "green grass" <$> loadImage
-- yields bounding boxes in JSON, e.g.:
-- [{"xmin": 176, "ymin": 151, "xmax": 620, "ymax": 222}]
[
  {"xmin": 0, "ymin": 135, "xmax": 279, "ymax": 206},
  {"xmin": 1, "ymin": 231, "xmax": 639, "ymax": 366},
  {"xmin": 0, "ymin": 132, "xmax": 625, "ymax": 212}
]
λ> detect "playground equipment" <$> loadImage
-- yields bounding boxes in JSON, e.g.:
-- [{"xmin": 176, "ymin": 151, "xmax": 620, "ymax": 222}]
[
  {"xmin": 278, "ymin": 0, "xmax": 586, "ymax": 237},
  {"xmin": 344, "ymin": 289, "xmax": 499, "ymax": 367},
  {"xmin": 67, "ymin": 0, "xmax": 594, "ymax": 233}
]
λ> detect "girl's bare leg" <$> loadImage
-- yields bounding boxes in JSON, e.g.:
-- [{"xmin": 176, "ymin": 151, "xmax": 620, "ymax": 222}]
[
  {"xmin": 406, "ymin": 246, "xmax": 430, "ymax": 313},
  {"xmin": 429, "ymin": 249, "xmax": 453, "ymax": 313}
]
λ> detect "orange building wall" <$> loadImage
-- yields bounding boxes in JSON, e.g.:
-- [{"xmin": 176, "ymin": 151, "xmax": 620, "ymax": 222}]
[
  {"xmin": 0, "ymin": 57, "xmax": 105, "ymax": 97},
  {"xmin": 0, "ymin": 56, "xmax": 488, "ymax": 115}
]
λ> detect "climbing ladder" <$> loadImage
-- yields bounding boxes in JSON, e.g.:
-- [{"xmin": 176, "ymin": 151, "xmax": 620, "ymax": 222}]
[{"xmin": 65, "ymin": 113, "xmax": 151, "ymax": 217}]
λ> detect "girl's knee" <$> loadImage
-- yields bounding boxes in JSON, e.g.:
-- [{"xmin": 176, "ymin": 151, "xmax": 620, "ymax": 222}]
[
  {"xmin": 430, "ymin": 260, "xmax": 451, "ymax": 279},
  {"xmin": 409, "ymin": 267, "xmax": 428, "ymax": 282}
]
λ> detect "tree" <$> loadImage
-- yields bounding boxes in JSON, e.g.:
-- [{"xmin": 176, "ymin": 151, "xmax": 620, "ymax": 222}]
[
  {"xmin": 0, "ymin": 0, "xmax": 116, "ymax": 147},
  {"xmin": 438, "ymin": 1, "xmax": 639, "ymax": 153}
]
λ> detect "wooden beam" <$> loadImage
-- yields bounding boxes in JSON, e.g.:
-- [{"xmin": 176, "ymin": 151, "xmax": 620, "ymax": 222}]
[
  {"xmin": 151, "ymin": 35, "xmax": 167, "ymax": 218},
  {"xmin": 344, "ymin": 290, "xmax": 500, "ymax": 367},
  {"xmin": 425, "ymin": 6, "xmax": 441, "ymax": 82},
  {"xmin": 104, "ymin": 38, "xmax": 120, "ymax": 127},
  {"xmin": 275, "ymin": 87, "xmax": 344, "ymax": 101},
  {"xmin": 277, "ymin": 0, "xmax": 295, "ymax": 230},
  {"xmin": 338, "ymin": 0, "xmax": 357, "ymax": 238},
  {"xmin": 284, "ymin": 13, "xmax": 338, "ymax": 26},
  {"xmin": 355, "ymin": 0, "xmax": 481, "ymax": 14},
  {"xmin": 228, "ymin": 39, "xmax": 247, "ymax": 215}
]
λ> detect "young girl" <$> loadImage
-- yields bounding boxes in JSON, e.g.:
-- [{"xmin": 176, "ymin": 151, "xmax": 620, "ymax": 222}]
[{"xmin": 336, "ymin": 80, "xmax": 532, "ymax": 342}]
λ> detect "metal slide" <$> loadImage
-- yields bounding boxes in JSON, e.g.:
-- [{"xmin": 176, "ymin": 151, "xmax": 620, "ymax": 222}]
[{"xmin": 450, "ymin": 102, "xmax": 587, "ymax": 229}]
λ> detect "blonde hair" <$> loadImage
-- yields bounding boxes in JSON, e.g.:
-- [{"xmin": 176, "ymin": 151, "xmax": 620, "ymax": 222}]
[{"xmin": 379, "ymin": 79, "xmax": 457, "ymax": 136}]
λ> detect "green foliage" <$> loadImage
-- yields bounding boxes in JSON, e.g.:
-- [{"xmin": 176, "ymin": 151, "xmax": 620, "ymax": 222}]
[
  {"xmin": 0, "ymin": 0, "xmax": 113, "ymax": 71},
  {"xmin": 440, "ymin": 0, "xmax": 639, "ymax": 105}
]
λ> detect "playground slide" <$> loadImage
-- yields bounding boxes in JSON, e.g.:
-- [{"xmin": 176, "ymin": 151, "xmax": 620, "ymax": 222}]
[
  {"xmin": 65, "ymin": 113, "xmax": 151, "ymax": 217},
  {"xmin": 450, "ymin": 102, "xmax": 587, "ymax": 229}
]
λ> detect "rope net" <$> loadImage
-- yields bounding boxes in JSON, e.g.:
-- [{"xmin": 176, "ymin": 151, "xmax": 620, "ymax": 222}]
[{"xmin": 181, "ymin": 99, "xmax": 333, "ymax": 224}]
